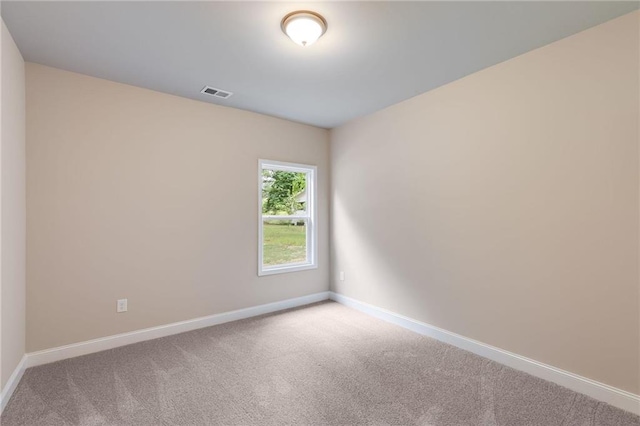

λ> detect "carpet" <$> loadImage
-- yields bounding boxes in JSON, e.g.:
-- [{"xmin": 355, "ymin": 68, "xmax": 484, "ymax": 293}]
[{"xmin": 2, "ymin": 301, "xmax": 638, "ymax": 425}]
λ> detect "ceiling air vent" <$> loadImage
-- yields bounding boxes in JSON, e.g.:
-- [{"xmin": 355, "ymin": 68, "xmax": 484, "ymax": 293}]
[{"xmin": 201, "ymin": 86, "xmax": 233, "ymax": 99}]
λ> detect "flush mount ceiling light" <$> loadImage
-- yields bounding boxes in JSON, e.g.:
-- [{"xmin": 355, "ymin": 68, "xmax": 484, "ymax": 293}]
[{"xmin": 281, "ymin": 11, "xmax": 327, "ymax": 47}]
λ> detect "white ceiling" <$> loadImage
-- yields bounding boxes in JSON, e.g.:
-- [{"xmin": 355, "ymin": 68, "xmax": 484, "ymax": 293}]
[{"xmin": 2, "ymin": 1, "xmax": 638, "ymax": 128}]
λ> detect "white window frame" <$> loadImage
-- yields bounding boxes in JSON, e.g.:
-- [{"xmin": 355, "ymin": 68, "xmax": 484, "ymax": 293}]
[{"xmin": 258, "ymin": 159, "xmax": 317, "ymax": 276}]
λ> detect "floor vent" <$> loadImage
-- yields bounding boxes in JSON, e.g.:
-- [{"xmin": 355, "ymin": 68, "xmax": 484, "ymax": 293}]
[{"xmin": 201, "ymin": 86, "xmax": 233, "ymax": 99}]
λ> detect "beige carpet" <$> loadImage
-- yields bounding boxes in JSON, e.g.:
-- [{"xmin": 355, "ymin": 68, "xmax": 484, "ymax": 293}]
[{"xmin": 2, "ymin": 301, "xmax": 638, "ymax": 425}]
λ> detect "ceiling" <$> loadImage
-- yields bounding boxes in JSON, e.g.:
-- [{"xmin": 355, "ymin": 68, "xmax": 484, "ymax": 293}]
[{"xmin": 2, "ymin": 1, "xmax": 638, "ymax": 129}]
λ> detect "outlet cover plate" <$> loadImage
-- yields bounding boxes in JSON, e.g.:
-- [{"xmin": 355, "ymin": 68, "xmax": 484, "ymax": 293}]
[{"xmin": 117, "ymin": 299, "xmax": 128, "ymax": 313}]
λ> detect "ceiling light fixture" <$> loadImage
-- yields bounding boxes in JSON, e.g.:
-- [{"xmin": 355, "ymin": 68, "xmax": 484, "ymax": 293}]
[{"xmin": 281, "ymin": 11, "xmax": 327, "ymax": 47}]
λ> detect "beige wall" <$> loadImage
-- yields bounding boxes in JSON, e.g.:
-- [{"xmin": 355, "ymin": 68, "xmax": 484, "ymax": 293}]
[
  {"xmin": 1, "ymin": 20, "xmax": 26, "ymax": 389},
  {"xmin": 26, "ymin": 63, "xmax": 329, "ymax": 352},
  {"xmin": 331, "ymin": 11, "xmax": 639, "ymax": 394}
]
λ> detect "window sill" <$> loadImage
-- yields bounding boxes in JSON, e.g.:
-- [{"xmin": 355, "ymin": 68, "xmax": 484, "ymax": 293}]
[{"xmin": 258, "ymin": 263, "xmax": 318, "ymax": 276}]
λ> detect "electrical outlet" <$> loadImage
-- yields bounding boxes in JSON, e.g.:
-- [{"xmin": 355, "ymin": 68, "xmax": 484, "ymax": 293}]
[
  {"xmin": 339, "ymin": 271, "xmax": 345, "ymax": 281},
  {"xmin": 117, "ymin": 299, "xmax": 128, "ymax": 313}
]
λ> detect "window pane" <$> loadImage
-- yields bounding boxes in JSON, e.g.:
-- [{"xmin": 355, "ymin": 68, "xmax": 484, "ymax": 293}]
[
  {"xmin": 262, "ymin": 169, "xmax": 307, "ymax": 216},
  {"xmin": 262, "ymin": 219, "xmax": 307, "ymax": 267}
]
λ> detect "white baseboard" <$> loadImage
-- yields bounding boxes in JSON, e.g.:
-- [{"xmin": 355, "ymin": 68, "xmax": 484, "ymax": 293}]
[
  {"xmin": 1, "ymin": 291, "xmax": 329, "ymax": 414},
  {"xmin": 329, "ymin": 291, "xmax": 640, "ymax": 416},
  {"xmin": 25, "ymin": 291, "xmax": 330, "ymax": 369},
  {"xmin": 8, "ymin": 290, "xmax": 638, "ymax": 416},
  {"xmin": 1, "ymin": 355, "xmax": 27, "ymax": 413}
]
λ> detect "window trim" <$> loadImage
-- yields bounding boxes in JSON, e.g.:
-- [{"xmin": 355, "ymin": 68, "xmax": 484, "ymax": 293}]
[{"xmin": 258, "ymin": 159, "xmax": 318, "ymax": 276}]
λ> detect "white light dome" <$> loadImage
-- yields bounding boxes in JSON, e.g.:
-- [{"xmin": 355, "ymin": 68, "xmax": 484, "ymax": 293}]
[{"xmin": 281, "ymin": 11, "xmax": 327, "ymax": 47}]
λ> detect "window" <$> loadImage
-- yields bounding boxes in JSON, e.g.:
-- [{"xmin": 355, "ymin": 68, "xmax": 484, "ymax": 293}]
[{"xmin": 259, "ymin": 159, "xmax": 317, "ymax": 276}]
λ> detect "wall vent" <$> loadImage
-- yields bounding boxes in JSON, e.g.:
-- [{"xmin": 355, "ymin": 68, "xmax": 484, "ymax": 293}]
[{"xmin": 200, "ymin": 86, "xmax": 233, "ymax": 99}]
